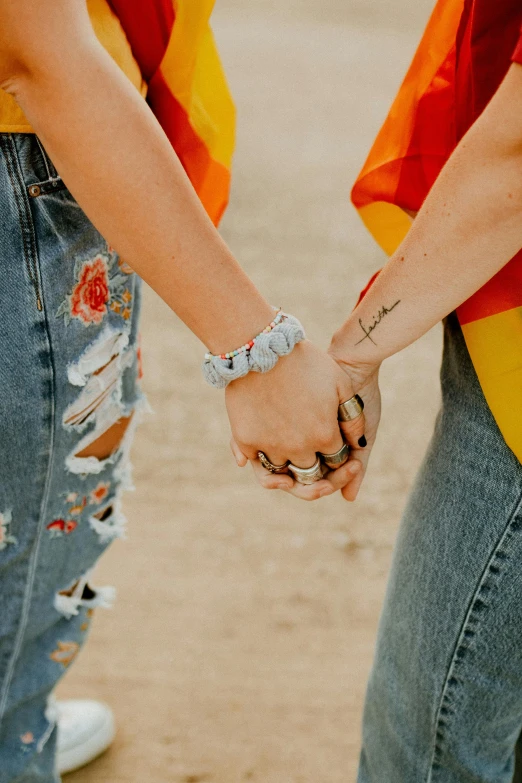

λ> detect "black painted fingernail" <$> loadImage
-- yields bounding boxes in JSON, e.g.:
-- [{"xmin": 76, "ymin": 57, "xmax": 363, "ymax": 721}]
[{"xmin": 358, "ymin": 435, "xmax": 367, "ymax": 448}]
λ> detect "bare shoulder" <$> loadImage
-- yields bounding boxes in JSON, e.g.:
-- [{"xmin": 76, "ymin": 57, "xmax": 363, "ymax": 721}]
[{"xmin": 0, "ymin": 0, "xmax": 95, "ymax": 90}]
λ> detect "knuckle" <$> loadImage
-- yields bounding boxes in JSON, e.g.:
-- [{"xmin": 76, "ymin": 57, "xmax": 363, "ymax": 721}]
[
  {"xmin": 288, "ymin": 438, "xmax": 308, "ymax": 456},
  {"xmin": 315, "ymin": 423, "xmax": 339, "ymax": 448},
  {"xmin": 316, "ymin": 435, "xmax": 338, "ymax": 452},
  {"xmin": 233, "ymin": 426, "xmax": 258, "ymax": 450}
]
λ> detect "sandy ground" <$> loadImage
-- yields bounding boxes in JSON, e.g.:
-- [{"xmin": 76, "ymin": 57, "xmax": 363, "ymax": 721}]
[{"xmin": 60, "ymin": 1, "xmax": 441, "ymax": 780}]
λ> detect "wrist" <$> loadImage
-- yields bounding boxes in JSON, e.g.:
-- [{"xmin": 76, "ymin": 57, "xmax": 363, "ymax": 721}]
[
  {"xmin": 328, "ymin": 329, "xmax": 380, "ymax": 388},
  {"xmin": 203, "ymin": 310, "xmax": 306, "ymax": 389}
]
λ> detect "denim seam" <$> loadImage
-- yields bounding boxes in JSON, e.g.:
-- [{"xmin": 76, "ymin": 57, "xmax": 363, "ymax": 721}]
[
  {"xmin": 426, "ymin": 487, "xmax": 522, "ymax": 781},
  {"xmin": 0, "ymin": 141, "xmax": 57, "ymax": 727},
  {"xmin": 0, "ymin": 135, "xmax": 42, "ymax": 309},
  {"xmin": 34, "ymin": 135, "xmax": 59, "ymax": 181},
  {"xmin": 30, "ymin": 137, "xmax": 64, "ymax": 196},
  {"xmin": 35, "ymin": 136, "xmax": 52, "ymax": 180},
  {"xmin": 8, "ymin": 135, "xmax": 47, "ymax": 311}
]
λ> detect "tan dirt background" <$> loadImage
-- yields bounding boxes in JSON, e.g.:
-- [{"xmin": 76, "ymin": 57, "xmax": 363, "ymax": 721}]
[{"xmin": 61, "ymin": 1, "xmax": 441, "ymax": 780}]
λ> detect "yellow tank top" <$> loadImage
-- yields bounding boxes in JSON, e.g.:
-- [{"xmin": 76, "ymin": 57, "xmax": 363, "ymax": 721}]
[{"xmin": 0, "ymin": 0, "xmax": 146, "ymax": 132}]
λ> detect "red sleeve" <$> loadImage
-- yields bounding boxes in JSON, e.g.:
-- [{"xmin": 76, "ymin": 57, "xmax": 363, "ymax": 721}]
[
  {"xmin": 512, "ymin": 25, "xmax": 522, "ymax": 64},
  {"xmin": 355, "ymin": 270, "xmax": 381, "ymax": 308}
]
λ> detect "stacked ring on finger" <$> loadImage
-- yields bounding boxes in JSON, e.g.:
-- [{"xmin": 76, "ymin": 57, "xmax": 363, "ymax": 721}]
[
  {"xmin": 338, "ymin": 394, "xmax": 364, "ymax": 422},
  {"xmin": 287, "ymin": 457, "xmax": 326, "ymax": 485},
  {"xmin": 319, "ymin": 442, "xmax": 349, "ymax": 470},
  {"xmin": 257, "ymin": 451, "xmax": 290, "ymax": 474}
]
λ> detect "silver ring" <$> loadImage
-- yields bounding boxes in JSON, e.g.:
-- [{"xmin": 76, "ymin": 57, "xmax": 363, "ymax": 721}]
[
  {"xmin": 338, "ymin": 394, "xmax": 364, "ymax": 422},
  {"xmin": 319, "ymin": 442, "xmax": 349, "ymax": 469},
  {"xmin": 287, "ymin": 456, "xmax": 325, "ymax": 484},
  {"xmin": 258, "ymin": 451, "xmax": 290, "ymax": 474}
]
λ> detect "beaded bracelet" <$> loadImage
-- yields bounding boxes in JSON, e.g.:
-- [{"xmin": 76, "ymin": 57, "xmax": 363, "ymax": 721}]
[
  {"xmin": 204, "ymin": 309, "xmax": 285, "ymax": 362},
  {"xmin": 202, "ymin": 309, "xmax": 306, "ymax": 389}
]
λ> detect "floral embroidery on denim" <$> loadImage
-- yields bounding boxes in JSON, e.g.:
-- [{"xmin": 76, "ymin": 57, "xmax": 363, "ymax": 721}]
[
  {"xmin": 56, "ymin": 252, "xmax": 133, "ymax": 326},
  {"xmin": 20, "ymin": 731, "xmax": 35, "ymax": 753},
  {"xmin": 47, "ymin": 483, "xmax": 113, "ymax": 538},
  {"xmin": 110, "ymin": 286, "xmax": 132, "ymax": 320},
  {"xmin": 63, "ymin": 254, "xmax": 109, "ymax": 325},
  {"xmin": 62, "ymin": 492, "xmax": 88, "ymax": 516},
  {"xmin": 46, "ymin": 518, "xmax": 78, "ymax": 537},
  {"xmin": 50, "ymin": 490, "xmax": 90, "ymax": 532},
  {"xmin": 108, "ymin": 242, "xmax": 134, "ymax": 276},
  {"xmin": 0, "ymin": 510, "xmax": 16, "ymax": 550},
  {"xmin": 49, "ymin": 641, "xmax": 80, "ymax": 668},
  {"xmin": 80, "ymin": 607, "xmax": 95, "ymax": 632},
  {"xmin": 118, "ymin": 257, "xmax": 134, "ymax": 275},
  {"xmin": 69, "ymin": 499, "xmax": 87, "ymax": 516},
  {"xmin": 90, "ymin": 481, "xmax": 111, "ymax": 505}
]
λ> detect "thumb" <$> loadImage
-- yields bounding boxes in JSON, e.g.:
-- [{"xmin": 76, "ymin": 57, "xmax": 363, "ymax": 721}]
[{"xmin": 337, "ymin": 380, "xmax": 366, "ymax": 451}]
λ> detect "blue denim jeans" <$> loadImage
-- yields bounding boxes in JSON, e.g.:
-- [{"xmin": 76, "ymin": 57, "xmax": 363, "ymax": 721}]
[
  {"xmin": 358, "ymin": 312, "xmax": 522, "ymax": 782},
  {"xmin": 0, "ymin": 134, "xmax": 144, "ymax": 782}
]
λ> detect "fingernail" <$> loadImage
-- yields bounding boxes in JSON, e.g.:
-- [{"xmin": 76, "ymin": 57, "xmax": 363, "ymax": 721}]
[
  {"xmin": 320, "ymin": 487, "xmax": 333, "ymax": 497},
  {"xmin": 358, "ymin": 435, "xmax": 367, "ymax": 448},
  {"xmin": 276, "ymin": 483, "xmax": 289, "ymax": 490},
  {"xmin": 348, "ymin": 461, "xmax": 361, "ymax": 473}
]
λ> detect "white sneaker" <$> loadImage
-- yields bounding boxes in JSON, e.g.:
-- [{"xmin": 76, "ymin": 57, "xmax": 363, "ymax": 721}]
[{"xmin": 56, "ymin": 699, "xmax": 116, "ymax": 774}]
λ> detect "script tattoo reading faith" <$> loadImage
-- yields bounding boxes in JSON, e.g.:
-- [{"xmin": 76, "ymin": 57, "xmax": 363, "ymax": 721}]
[{"xmin": 355, "ymin": 300, "xmax": 401, "ymax": 345}]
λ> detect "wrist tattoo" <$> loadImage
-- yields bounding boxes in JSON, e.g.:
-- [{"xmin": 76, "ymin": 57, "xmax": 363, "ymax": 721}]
[{"xmin": 355, "ymin": 300, "xmax": 401, "ymax": 346}]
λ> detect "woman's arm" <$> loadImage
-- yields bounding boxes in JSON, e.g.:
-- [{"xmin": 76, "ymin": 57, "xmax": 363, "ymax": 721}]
[
  {"xmin": 325, "ymin": 62, "xmax": 522, "ymax": 502},
  {"xmin": 0, "ymin": 0, "xmax": 365, "ymax": 493},
  {"xmin": 330, "ymin": 62, "xmax": 522, "ymax": 372},
  {"xmin": 0, "ymin": 0, "xmax": 275, "ymax": 352}
]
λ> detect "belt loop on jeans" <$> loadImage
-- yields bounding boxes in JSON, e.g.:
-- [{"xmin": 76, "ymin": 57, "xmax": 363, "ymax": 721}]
[{"xmin": 35, "ymin": 135, "xmax": 60, "ymax": 183}]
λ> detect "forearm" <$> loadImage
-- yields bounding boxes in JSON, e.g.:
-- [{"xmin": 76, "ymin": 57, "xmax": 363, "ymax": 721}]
[
  {"xmin": 6, "ymin": 34, "xmax": 273, "ymax": 353},
  {"xmin": 330, "ymin": 65, "xmax": 522, "ymax": 371}
]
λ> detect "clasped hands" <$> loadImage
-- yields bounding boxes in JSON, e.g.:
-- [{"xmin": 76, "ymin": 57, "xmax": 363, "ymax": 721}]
[{"xmin": 225, "ymin": 339, "xmax": 381, "ymax": 502}]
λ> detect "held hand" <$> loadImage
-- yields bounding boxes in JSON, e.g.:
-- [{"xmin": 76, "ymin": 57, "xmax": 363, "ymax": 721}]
[
  {"xmin": 225, "ymin": 340, "xmax": 366, "ymax": 500},
  {"xmin": 328, "ymin": 354, "xmax": 381, "ymax": 502}
]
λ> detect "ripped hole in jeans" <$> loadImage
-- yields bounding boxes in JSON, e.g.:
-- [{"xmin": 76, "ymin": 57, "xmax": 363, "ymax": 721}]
[{"xmin": 74, "ymin": 414, "xmax": 133, "ymax": 460}]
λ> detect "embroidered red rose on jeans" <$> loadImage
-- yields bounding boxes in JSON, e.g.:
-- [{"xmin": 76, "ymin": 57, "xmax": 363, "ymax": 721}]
[
  {"xmin": 56, "ymin": 250, "xmax": 133, "ymax": 326},
  {"xmin": 70, "ymin": 255, "xmax": 109, "ymax": 325}
]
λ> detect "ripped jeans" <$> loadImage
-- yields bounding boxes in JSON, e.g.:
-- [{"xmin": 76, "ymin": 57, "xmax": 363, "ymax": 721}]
[{"xmin": 0, "ymin": 134, "xmax": 144, "ymax": 782}]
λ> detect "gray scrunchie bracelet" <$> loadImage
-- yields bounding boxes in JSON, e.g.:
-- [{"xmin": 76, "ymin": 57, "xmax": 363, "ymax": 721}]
[{"xmin": 202, "ymin": 312, "xmax": 306, "ymax": 389}]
